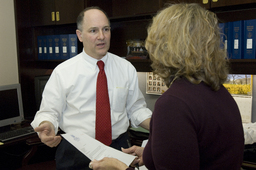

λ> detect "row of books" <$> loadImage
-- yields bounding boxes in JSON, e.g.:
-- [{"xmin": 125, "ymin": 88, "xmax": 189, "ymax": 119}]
[
  {"xmin": 220, "ymin": 19, "xmax": 256, "ymax": 59},
  {"xmin": 37, "ymin": 34, "xmax": 77, "ymax": 60}
]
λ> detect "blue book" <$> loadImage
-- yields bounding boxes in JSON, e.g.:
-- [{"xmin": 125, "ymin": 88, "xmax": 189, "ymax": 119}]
[
  {"xmin": 42, "ymin": 36, "xmax": 48, "ymax": 60},
  {"xmin": 232, "ymin": 20, "xmax": 244, "ymax": 59},
  {"xmin": 220, "ymin": 22, "xmax": 233, "ymax": 59},
  {"xmin": 226, "ymin": 22, "xmax": 233, "ymax": 59},
  {"xmin": 60, "ymin": 34, "xmax": 69, "ymax": 60},
  {"xmin": 68, "ymin": 34, "xmax": 77, "ymax": 58},
  {"xmin": 244, "ymin": 19, "xmax": 256, "ymax": 59},
  {"xmin": 47, "ymin": 35, "xmax": 54, "ymax": 60},
  {"xmin": 219, "ymin": 23, "xmax": 225, "ymax": 49},
  {"xmin": 37, "ymin": 36, "xmax": 44, "ymax": 60},
  {"xmin": 53, "ymin": 35, "xmax": 61, "ymax": 60}
]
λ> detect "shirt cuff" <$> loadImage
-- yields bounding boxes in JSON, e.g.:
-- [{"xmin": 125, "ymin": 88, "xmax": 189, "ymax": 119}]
[
  {"xmin": 130, "ymin": 108, "xmax": 152, "ymax": 128},
  {"xmin": 31, "ymin": 115, "xmax": 59, "ymax": 135}
]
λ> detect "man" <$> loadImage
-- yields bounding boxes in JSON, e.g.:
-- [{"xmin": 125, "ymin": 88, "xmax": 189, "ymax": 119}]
[{"xmin": 31, "ymin": 6, "xmax": 152, "ymax": 169}]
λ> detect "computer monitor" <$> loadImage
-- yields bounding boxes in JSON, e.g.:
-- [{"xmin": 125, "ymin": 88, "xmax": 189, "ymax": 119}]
[
  {"xmin": 34, "ymin": 75, "xmax": 50, "ymax": 110},
  {"xmin": 0, "ymin": 84, "xmax": 24, "ymax": 128}
]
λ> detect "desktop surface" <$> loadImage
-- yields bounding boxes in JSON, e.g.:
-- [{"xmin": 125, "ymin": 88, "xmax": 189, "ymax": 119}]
[{"xmin": 0, "ymin": 120, "xmax": 36, "ymax": 145}]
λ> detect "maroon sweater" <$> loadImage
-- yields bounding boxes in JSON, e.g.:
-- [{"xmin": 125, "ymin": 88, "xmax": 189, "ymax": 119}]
[{"xmin": 143, "ymin": 78, "xmax": 244, "ymax": 170}]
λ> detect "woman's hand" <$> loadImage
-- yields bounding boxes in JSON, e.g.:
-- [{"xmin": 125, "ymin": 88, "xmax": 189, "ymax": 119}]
[
  {"xmin": 89, "ymin": 157, "xmax": 128, "ymax": 170},
  {"xmin": 122, "ymin": 146, "xmax": 144, "ymax": 166}
]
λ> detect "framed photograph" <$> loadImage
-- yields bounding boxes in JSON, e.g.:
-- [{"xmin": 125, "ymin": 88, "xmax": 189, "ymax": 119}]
[{"xmin": 146, "ymin": 72, "xmax": 168, "ymax": 95}]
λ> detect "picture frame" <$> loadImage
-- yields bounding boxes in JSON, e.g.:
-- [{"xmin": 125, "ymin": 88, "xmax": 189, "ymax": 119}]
[{"xmin": 146, "ymin": 72, "xmax": 168, "ymax": 95}]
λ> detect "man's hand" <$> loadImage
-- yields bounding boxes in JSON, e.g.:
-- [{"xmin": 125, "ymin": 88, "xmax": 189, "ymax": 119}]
[
  {"xmin": 34, "ymin": 121, "xmax": 62, "ymax": 147},
  {"xmin": 122, "ymin": 146, "xmax": 144, "ymax": 166}
]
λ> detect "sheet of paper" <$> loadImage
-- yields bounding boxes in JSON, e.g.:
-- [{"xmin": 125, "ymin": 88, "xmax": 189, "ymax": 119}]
[
  {"xmin": 141, "ymin": 139, "xmax": 148, "ymax": 147},
  {"xmin": 61, "ymin": 130, "xmax": 136, "ymax": 166},
  {"xmin": 141, "ymin": 140, "xmax": 149, "ymax": 170}
]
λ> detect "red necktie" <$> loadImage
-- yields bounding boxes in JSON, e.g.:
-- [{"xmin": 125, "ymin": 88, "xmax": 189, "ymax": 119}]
[{"xmin": 95, "ymin": 60, "xmax": 112, "ymax": 145}]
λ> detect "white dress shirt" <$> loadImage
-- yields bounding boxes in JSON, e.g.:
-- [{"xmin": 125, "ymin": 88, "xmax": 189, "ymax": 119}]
[{"xmin": 31, "ymin": 50, "xmax": 152, "ymax": 140}]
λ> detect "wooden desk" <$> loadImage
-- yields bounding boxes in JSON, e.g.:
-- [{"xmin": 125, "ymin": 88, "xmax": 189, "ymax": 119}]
[
  {"xmin": 0, "ymin": 133, "xmax": 39, "ymax": 169},
  {"xmin": 22, "ymin": 135, "xmax": 43, "ymax": 166},
  {"xmin": 242, "ymin": 161, "xmax": 256, "ymax": 169},
  {"xmin": 0, "ymin": 133, "xmax": 57, "ymax": 169},
  {"xmin": 0, "ymin": 120, "xmax": 56, "ymax": 170},
  {"xmin": 0, "ymin": 133, "xmax": 38, "ymax": 148}
]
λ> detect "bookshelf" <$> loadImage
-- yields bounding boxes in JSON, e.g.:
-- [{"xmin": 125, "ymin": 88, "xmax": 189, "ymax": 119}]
[{"xmin": 14, "ymin": 0, "xmax": 256, "ymax": 118}]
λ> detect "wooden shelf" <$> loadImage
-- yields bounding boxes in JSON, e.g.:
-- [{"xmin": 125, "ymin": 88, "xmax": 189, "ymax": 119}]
[
  {"xmin": 130, "ymin": 59, "xmax": 256, "ymax": 74},
  {"xmin": 229, "ymin": 59, "xmax": 256, "ymax": 74},
  {"xmin": 33, "ymin": 59, "xmax": 153, "ymax": 72},
  {"xmin": 242, "ymin": 161, "xmax": 256, "ymax": 169},
  {"xmin": 110, "ymin": 14, "xmax": 153, "ymax": 22},
  {"xmin": 214, "ymin": 5, "xmax": 256, "ymax": 23},
  {"xmin": 35, "ymin": 60, "xmax": 62, "ymax": 69},
  {"xmin": 127, "ymin": 59, "xmax": 152, "ymax": 72},
  {"xmin": 32, "ymin": 59, "xmax": 256, "ymax": 74}
]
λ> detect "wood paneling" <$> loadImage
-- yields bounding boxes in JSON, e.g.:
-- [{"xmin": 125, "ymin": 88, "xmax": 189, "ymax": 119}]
[
  {"xmin": 30, "ymin": 0, "xmax": 84, "ymax": 26},
  {"xmin": 211, "ymin": 0, "xmax": 256, "ymax": 8}
]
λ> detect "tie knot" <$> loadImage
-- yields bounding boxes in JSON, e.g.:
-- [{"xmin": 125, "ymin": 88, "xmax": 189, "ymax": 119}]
[{"xmin": 97, "ymin": 60, "xmax": 104, "ymax": 70}]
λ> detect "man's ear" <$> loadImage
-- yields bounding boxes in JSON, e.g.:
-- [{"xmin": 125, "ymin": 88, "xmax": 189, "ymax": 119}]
[{"xmin": 76, "ymin": 29, "xmax": 83, "ymax": 42}]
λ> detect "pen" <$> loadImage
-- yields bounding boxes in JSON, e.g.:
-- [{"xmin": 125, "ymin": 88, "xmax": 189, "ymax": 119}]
[
  {"xmin": 127, "ymin": 140, "xmax": 139, "ymax": 170},
  {"xmin": 127, "ymin": 139, "xmax": 132, "ymax": 147},
  {"xmin": 135, "ymin": 163, "xmax": 140, "ymax": 170}
]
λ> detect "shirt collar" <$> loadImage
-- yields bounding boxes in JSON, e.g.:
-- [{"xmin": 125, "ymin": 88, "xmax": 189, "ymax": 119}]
[{"xmin": 82, "ymin": 49, "xmax": 109, "ymax": 70}]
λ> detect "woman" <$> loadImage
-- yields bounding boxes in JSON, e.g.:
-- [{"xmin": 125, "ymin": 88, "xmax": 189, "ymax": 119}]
[{"xmin": 89, "ymin": 3, "xmax": 244, "ymax": 170}]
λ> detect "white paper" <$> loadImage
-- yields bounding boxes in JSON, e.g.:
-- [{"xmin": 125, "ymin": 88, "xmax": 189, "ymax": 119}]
[
  {"xmin": 141, "ymin": 139, "xmax": 149, "ymax": 170},
  {"xmin": 141, "ymin": 139, "xmax": 148, "ymax": 147},
  {"xmin": 232, "ymin": 95, "xmax": 252, "ymax": 123},
  {"xmin": 61, "ymin": 130, "xmax": 136, "ymax": 166}
]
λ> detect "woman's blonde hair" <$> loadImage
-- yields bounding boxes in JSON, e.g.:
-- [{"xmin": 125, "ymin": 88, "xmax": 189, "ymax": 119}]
[{"xmin": 145, "ymin": 3, "xmax": 229, "ymax": 91}]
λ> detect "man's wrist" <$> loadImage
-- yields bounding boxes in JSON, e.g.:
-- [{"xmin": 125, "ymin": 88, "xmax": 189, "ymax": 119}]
[{"xmin": 39, "ymin": 121, "xmax": 55, "ymax": 131}]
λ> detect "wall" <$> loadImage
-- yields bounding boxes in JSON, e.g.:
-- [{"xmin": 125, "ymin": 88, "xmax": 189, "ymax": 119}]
[
  {"xmin": 0, "ymin": 0, "xmax": 19, "ymax": 86},
  {"xmin": 137, "ymin": 72, "xmax": 160, "ymax": 112},
  {"xmin": 138, "ymin": 72, "xmax": 256, "ymax": 124}
]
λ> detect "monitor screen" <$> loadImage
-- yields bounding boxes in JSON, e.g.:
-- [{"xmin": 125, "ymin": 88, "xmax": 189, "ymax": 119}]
[
  {"xmin": 34, "ymin": 75, "xmax": 50, "ymax": 110},
  {"xmin": 0, "ymin": 84, "xmax": 24, "ymax": 128}
]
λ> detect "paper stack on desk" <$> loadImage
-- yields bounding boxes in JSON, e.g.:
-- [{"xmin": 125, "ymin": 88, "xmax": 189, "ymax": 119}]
[{"xmin": 243, "ymin": 123, "xmax": 256, "ymax": 145}]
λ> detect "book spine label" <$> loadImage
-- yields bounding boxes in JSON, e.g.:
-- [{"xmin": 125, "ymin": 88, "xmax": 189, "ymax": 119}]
[
  {"xmin": 60, "ymin": 34, "xmax": 69, "ymax": 59},
  {"xmin": 244, "ymin": 19, "xmax": 256, "ymax": 59},
  {"xmin": 232, "ymin": 21, "xmax": 244, "ymax": 59},
  {"xmin": 68, "ymin": 34, "xmax": 78, "ymax": 58},
  {"xmin": 53, "ymin": 35, "xmax": 61, "ymax": 60},
  {"xmin": 37, "ymin": 36, "xmax": 44, "ymax": 60},
  {"xmin": 43, "ymin": 36, "xmax": 48, "ymax": 60},
  {"xmin": 47, "ymin": 35, "xmax": 54, "ymax": 60}
]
